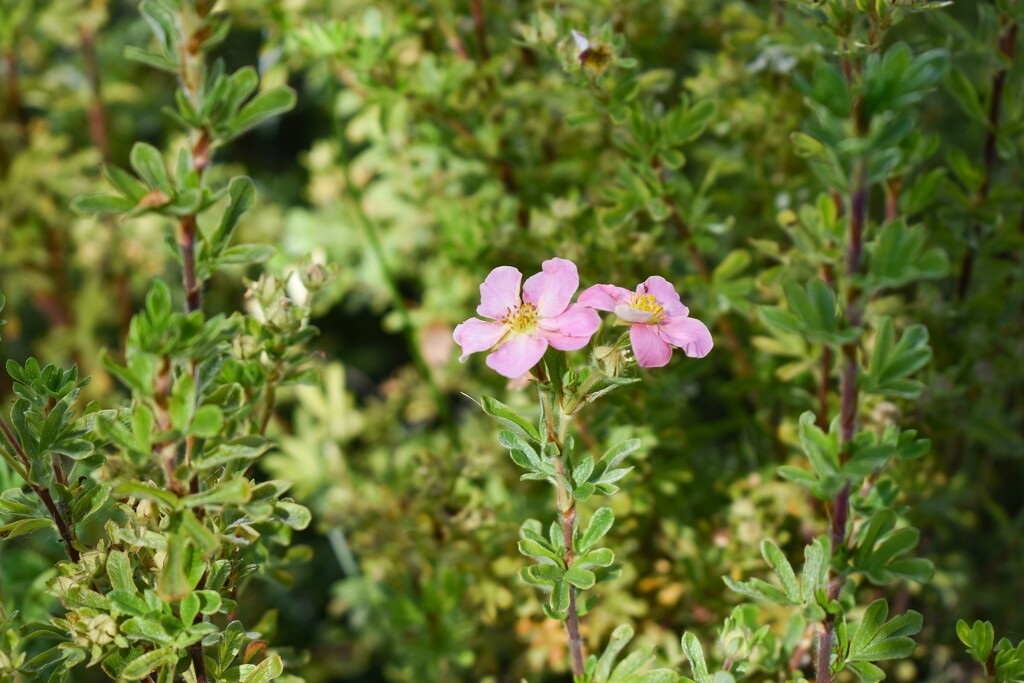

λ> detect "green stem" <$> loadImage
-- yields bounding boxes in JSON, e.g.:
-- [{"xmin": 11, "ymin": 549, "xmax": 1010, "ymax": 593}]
[{"xmin": 546, "ymin": 391, "xmax": 585, "ymax": 678}]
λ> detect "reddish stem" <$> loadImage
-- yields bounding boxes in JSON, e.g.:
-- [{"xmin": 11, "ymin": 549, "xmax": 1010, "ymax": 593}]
[
  {"xmin": 958, "ymin": 22, "xmax": 1018, "ymax": 300},
  {"xmin": 0, "ymin": 418, "xmax": 80, "ymax": 562},
  {"xmin": 468, "ymin": 0, "xmax": 490, "ymax": 62}
]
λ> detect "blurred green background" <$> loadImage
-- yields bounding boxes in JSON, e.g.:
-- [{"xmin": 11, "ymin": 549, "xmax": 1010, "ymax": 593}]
[{"xmin": 2, "ymin": 1, "xmax": 1023, "ymax": 681}]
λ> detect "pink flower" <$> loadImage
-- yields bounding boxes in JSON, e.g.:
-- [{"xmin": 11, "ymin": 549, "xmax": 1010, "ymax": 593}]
[
  {"xmin": 578, "ymin": 276, "xmax": 713, "ymax": 368},
  {"xmin": 454, "ymin": 258, "xmax": 601, "ymax": 378}
]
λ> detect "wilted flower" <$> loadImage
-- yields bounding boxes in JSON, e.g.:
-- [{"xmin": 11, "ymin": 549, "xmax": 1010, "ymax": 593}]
[
  {"xmin": 71, "ymin": 614, "xmax": 118, "ymax": 648},
  {"xmin": 571, "ymin": 29, "xmax": 613, "ymax": 73},
  {"xmin": 454, "ymin": 258, "xmax": 600, "ymax": 378},
  {"xmin": 579, "ymin": 276, "xmax": 713, "ymax": 367}
]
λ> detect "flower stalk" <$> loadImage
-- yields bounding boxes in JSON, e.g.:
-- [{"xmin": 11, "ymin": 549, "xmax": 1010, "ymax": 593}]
[{"xmin": 548, "ymin": 396, "xmax": 586, "ymax": 678}]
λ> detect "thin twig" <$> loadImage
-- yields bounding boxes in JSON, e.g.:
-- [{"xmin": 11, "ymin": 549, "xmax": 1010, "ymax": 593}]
[
  {"xmin": 80, "ymin": 27, "xmax": 109, "ymax": 160},
  {"xmin": 957, "ymin": 22, "xmax": 1018, "ymax": 300},
  {"xmin": 176, "ymin": 11, "xmax": 213, "ymax": 678},
  {"xmin": 468, "ymin": 0, "xmax": 490, "ymax": 62},
  {"xmin": 0, "ymin": 418, "xmax": 80, "ymax": 562},
  {"xmin": 816, "ymin": 248, "xmax": 836, "ymax": 431},
  {"xmin": 549, "ymin": 400, "xmax": 585, "ymax": 679},
  {"xmin": 3, "ymin": 51, "xmax": 29, "ymax": 139}
]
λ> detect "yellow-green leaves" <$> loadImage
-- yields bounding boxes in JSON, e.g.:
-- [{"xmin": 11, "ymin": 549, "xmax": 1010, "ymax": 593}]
[{"xmin": 156, "ymin": 532, "xmax": 191, "ymax": 601}]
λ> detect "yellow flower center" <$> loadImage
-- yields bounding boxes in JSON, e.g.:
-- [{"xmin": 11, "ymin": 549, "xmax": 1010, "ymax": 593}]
[
  {"xmin": 629, "ymin": 293, "xmax": 665, "ymax": 322},
  {"xmin": 505, "ymin": 302, "xmax": 539, "ymax": 333}
]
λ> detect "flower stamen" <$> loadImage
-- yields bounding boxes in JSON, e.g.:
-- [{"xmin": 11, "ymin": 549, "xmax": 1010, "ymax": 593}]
[
  {"xmin": 505, "ymin": 302, "xmax": 539, "ymax": 333},
  {"xmin": 628, "ymin": 293, "xmax": 665, "ymax": 323}
]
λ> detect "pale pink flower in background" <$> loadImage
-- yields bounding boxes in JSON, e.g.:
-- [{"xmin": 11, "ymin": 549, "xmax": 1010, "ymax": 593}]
[
  {"xmin": 454, "ymin": 258, "xmax": 600, "ymax": 379},
  {"xmin": 578, "ymin": 276, "xmax": 713, "ymax": 368},
  {"xmin": 571, "ymin": 30, "xmax": 590, "ymax": 66}
]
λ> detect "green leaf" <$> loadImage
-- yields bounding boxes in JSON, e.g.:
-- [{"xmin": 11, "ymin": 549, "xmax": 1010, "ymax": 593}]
[
  {"xmin": 631, "ymin": 671, "xmax": 679, "ymax": 683},
  {"xmin": 564, "ymin": 566, "xmax": 597, "ymax": 590},
  {"xmin": 722, "ymin": 576, "xmax": 793, "ymax": 606},
  {"xmin": 191, "ymin": 405, "xmax": 225, "ymax": 438},
  {"xmin": 798, "ymin": 412, "xmax": 841, "ymax": 481},
  {"xmin": 681, "ymin": 632, "xmax": 710, "ymax": 683},
  {"xmin": 518, "ymin": 539, "xmax": 564, "ymax": 567},
  {"xmin": 862, "ymin": 318, "xmax": 932, "ymax": 398},
  {"xmin": 123, "ymin": 46, "xmax": 178, "ymax": 72},
  {"xmin": 228, "ymin": 87, "xmax": 297, "ymax": 138},
  {"xmin": 0, "ymin": 517, "xmax": 54, "ymax": 540},
  {"xmin": 107, "ymin": 590, "xmax": 150, "ymax": 617},
  {"xmin": 210, "ymin": 176, "xmax": 256, "ymax": 253},
  {"xmin": 601, "ymin": 439, "xmax": 641, "ymax": 470},
  {"xmin": 275, "ymin": 501, "xmax": 312, "ymax": 530},
  {"xmin": 104, "ymin": 164, "xmax": 148, "ymax": 201},
  {"xmin": 243, "ymin": 655, "xmax": 284, "ymax": 683},
  {"xmin": 129, "ymin": 142, "xmax": 173, "ymax": 193},
  {"xmin": 114, "ymin": 481, "xmax": 181, "ymax": 510},
  {"xmin": 957, "ymin": 619, "xmax": 994, "ymax": 665},
  {"xmin": 195, "ymin": 590, "xmax": 223, "ymax": 614},
  {"xmin": 578, "ymin": 508, "xmax": 614, "ymax": 554},
  {"xmin": 609, "ymin": 650, "xmax": 656, "ymax": 682},
  {"xmin": 23, "ymin": 646, "xmax": 65, "ymax": 673},
  {"xmin": 499, "ymin": 430, "xmax": 544, "ymax": 472},
  {"xmin": 196, "ymin": 436, "xmax": 271, "ymax": 470},
  {"xmin": 713, "ymin": 250, "xmax": 751, "ymax": 282},
  {"xmin": 157, "ymin": 533, "xmax": 191, "ymax": 601},
  {"xmin": 482, "ymin": 396, "xmax": 541, "ymax": 442},
  {"xmin": 549, "ymin": 580, "xmax": 570, "ymax": 616},
  {"xmin": 847, "ymin": 661, "xmax": 886, "ymax": 682},
  {"xmin": 573, "ymin": 455, "xmax": 595, "ymax": 485},
  {"xmin": 761, "ymin": 540, "xmax": 800, "ymax": 603},
  {"xmin": 121, "ymin": 617, "xmax": 173, "ymax": 645},
  {"xmin": 180, "ymin": 593, "xmax": 200, "ymax": 627},
  {"xmin": 107, "ymin": 550, "xmax": 137, "ymax": 593},
  {"xmin": 847, "ymin": 599, "xmax": 922, "ymax": 662},
  {"xmin": 575, "ymin": 548, "xmax": 615, "ymax": 569},
  {"xmin": 802, "ymin": 536, "xmax": 830, "ymax": 605},
  {"xmin": 668, "ymin": 99, "xmax": 717, "ymax": 144},
  {"xmin": 217, "ymin": 244, "xmax": 277, "ymax": 266},
  {"xmin": 886, "ymin": 557, "xmax": 934, "ymax": 583},
  {"xmin": 594, "ymin": 624, "xmax": 635, "ymax": 682},
  {"xmin": 863, "ymin": 223, "xmax": 948, "ymax": 293},
  {"xmin": 181, "ymin": 509, "xmax": 219, "ymax": 554},
  {"xmin": 71, "ymin": 193, "xmax": 136, "ymax": 214},
  {"xmin": 945, "ymin": 68, "xmax": 986, "ymax": 123},
  {"xmin": 182, "ymin": 478, "xmax": 252, "ymax": 508},
  {"xmin": 520, "ymin": 565, "xmax": 559, "ymax": 586},
  {"xmin": 120, "ymin": 647, "xmax": 177, "ymax": 680}
]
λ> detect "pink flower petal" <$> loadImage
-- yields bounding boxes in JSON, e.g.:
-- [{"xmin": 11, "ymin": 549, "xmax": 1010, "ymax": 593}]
[
  {"xmin": 453, "ymin": 318, "xmax": 508, "ymax": 362},
  {"xmin": 477, "ymin": 266, "xmax": 523, "ymax": 319},
  {"xmin": 578, "ymin": 284, "xmax": 633, "ymax": 311},
  {"xmin": 538, "ymin": 304, "xmax": 600, "ymax": 350},
  {"xmin": 485, "ymin": 334, "xmax": 548, "ymax": 379},
  {"xmin": 657, "ymin": 315, "xmax": 714, "ymax": 358},
  {"xmin": 637, "ymin": 275, "xmax": 688, "ymax": 317},
  {"xmin": 630, "ymin": 323, "xmax": 673, "ymax": 368},
  {"xmin": 522, "ymin": 258, "xmax": 579, "ymax": 318},
  {"xmin": 614, "ymin": 304, "xmax": 653, "ymax": 324},
  {"xmin": 571, "ymin": 30, "xmax": 590, "ymax": 53}
]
